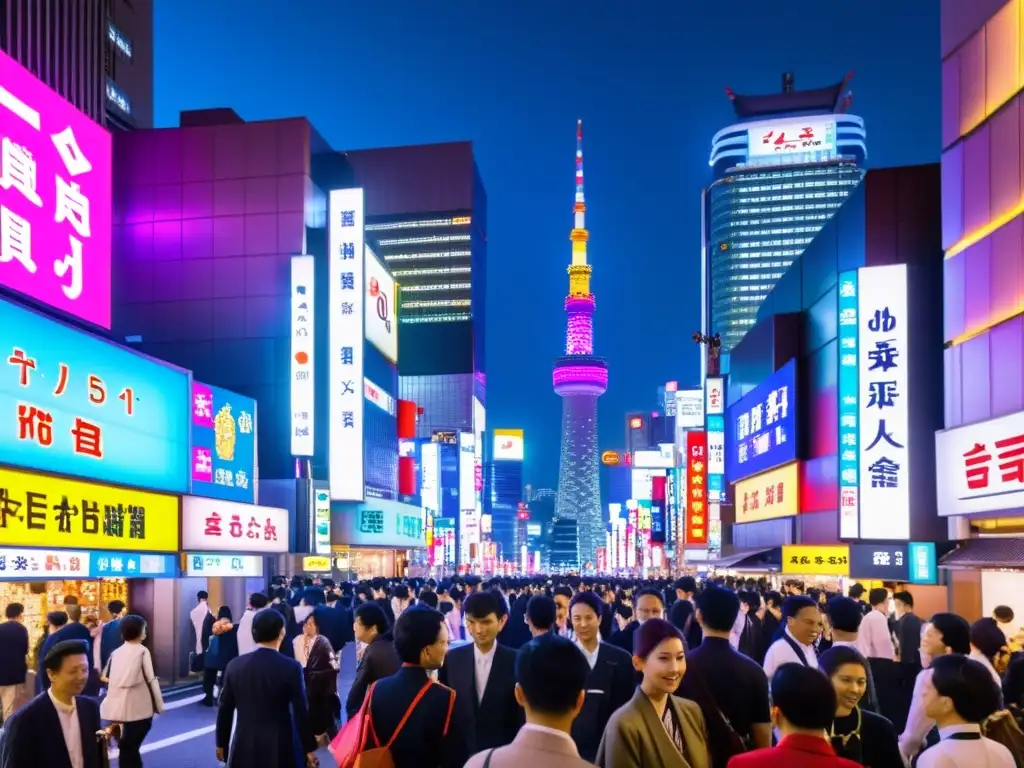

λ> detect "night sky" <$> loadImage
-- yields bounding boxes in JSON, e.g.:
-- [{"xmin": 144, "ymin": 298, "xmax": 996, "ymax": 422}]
[{"xmin": 155, "ymin": 1, "xmax": 940, "ymax": 487}]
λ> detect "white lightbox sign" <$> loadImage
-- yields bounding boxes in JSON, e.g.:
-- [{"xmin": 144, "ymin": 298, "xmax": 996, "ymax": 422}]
[
  {"xmin": 936, "ymin": 410, "xmax": 1024, "ymax": 517},
  {"xmin": 290, "ymin": 255, "xmax": 315, "ymax": 456},
  {"xmin": 365, "ymin": 246, "xmax": 398, "ymax": 364}
]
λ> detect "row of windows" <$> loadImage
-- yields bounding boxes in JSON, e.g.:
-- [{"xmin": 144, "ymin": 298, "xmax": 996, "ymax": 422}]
[
  {"xmin": 726, "ymin": 178, "xmax": 860, "ymax": 194},
  {"xmin": 722, "ymin": 213, "xmax": 832, "ymax": 227},
  {"xmin": 401, "ymin": 282, "xmax": 473, "ymax": 293},
  {"xmin": 726, "ymin": 190, "xmax": 851, "ymax": 206},
  {"xmin": 728, "ymin": 203, "xmax": 844, "ymax": 216},
  {"xmin": 382, "ymin": 249, "xmax": 472, "ymax": 262},
  {"xmin": 725, "ymin": 166, "xmax": 859, "ymax": 183},
  {"xmin": 366, "ymin": 216, "xmax": 471, "ymax": 232},
  {"xmin": 726, "ymin": 237, "xmax": 811, "ymax": 249},
  {"xmin": 390, "ymin": 265, "xmax": 471, "ymax": 278},
  {"xmin": 713, "ymin": 270, "xmax": 786, "ymax": 281},
  {"xmin": 718, "ymin": 225, "xmax": 824, "ymax": 238},
  {"xmin": 400, "ymin": 313, "xmax": 472, "ymax": 324},
  {"xmin": 401, "ymin": 298, "xmax": 472, "ymax": 309},
  {"xmin": 375, "ymin": 234, "xmax": 471, "ymax": 247}
]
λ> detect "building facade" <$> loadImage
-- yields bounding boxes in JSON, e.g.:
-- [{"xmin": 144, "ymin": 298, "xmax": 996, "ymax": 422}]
[
  {"xmin": 0, "ymin": 0, "xmax": 153, "ymax": 129},
  {"xmin": 704, "ymin": 73, "xmax": 866, "ymax": 358}
]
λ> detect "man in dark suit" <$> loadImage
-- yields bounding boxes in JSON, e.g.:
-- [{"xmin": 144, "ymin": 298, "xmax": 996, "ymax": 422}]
[
  {"xmin": 98, "ymin": 600, "xmax": 126, "ymax": 671},
  {"xmin": 608, "ymin": 588, "xmax": 664, "ymax": 655},
  {"xmin": 0, "ymin": 603, "xmax": 28, "ymax": 723},
  {"xmin": 367, "ymin": 605, "xmax": 469, "ymax": 768},
  {"xmin": 0, "ymin": 640, "xmax": 104, "ymax": 768},
  {"xmin": 346, "ymin": 602, "xmax": 400, "ymax": 720},
  {"xmin": 215, "ymin": 609, "xmax": 317, "ymax": 767},
  {"xmin": 316, "ymin": 590, "xmax": 353, "ymax": 653},
  {"xmin": 439, "ymin": 589, "xmax": 522, "ymax": 754}
]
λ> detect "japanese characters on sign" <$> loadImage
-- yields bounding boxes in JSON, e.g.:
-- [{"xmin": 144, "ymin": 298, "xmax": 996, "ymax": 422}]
[
  {"xmin": 935, "ymin": 410, "xmax": 1024, "ymax": 517},
  {"xmin": 190, "ymin": 382, "xmax": 256, "ymax": 504},
  {"xmin": 0, "ymin": 467, "xmax": 179, "ymax": 552},
  {"xmin": 782, "ymin": 545, "xmax": 850, "ymax": 576},
  {"xmin": 313, "ymin": 489, "xmax": 331, "ymax": 555},
  {"xmin": 342, "ymin": 499, "xmax": 427, "ymax": 548},
  {"xmin": 838, "ymin": 270, "xmax": 860, "ymax": 539},
  {"xmin": 493, "ymin": 429, "xmax": 524, "ymax": 461},
  {"xmin": 857, "ymin": 265, "xmax": 910, "ymax": 539},
  {"xmin": 180, "ymin": 496, "xmax": 289, "ymax": 555},
  {"xmin": 328, "ymin": 188, "xmax": 365, "ymax": 502},
  {"xmin": 0, "ymin": 49, "xmax": 112, "ymax": 328},
  {"xmin": 848, "ymin": 543, "xmax": 909, "ymax": 581},
  {"xmin": 675, "ymin": 389, "xmax": 704, "ymax": 429},
  {"xmin": 726, "ymin": 359, "xmax": 797, "ymax": 483},
  {"xmin": 365, "ymin": 246, "xmax": 398, "ymax": 364},
  {"xmin": 0, "ymin": 547, "xmax": 90, "ymax": 578},
  {"xmin": 90, "ymin": 552, "xmax": 176, "ymax": 578},
  {"xmin": 734, "ymin": 461, "xmax": 799, "ymax": 524},
  {"xmin": 909, "ymin": 542, "xmax": 938, "ymax": 585},
  {"xmin": 290, "ymin": 255, "xmax": 315, "ymax": 457},
  {"xmin": 748, "ymin": 119, "xmax": 836, "ymax": 159},
  {"xmin": 302, "ymin": 556, "xmax": 331, "ymax": 572},
  {"xmin": 185, "ymin": 553, "xmax": 263, "ymax": 578},
  {"xmin": 458, "ymin": 432, "xmax": 478, "ymax": 562},
  {"xmin": 631, "ymin": 468, "xmax": 662, "ymax": 501},
  {"xmin": 705, "ymin": 378, "xmax": 724, "ymax": 416},
  {"xmin": 685, "ymin": 431, "xmax": 708, "ymax": 545}
]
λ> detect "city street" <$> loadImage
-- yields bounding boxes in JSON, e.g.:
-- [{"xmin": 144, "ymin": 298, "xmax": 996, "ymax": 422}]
[{"xmin": 111, "ymin": 651, "xmax": 358, "ymax": 767}]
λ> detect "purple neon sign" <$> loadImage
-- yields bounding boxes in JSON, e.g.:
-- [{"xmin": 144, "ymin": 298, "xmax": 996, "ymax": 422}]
[
  {"xmin": 0, "ymin": 49, "xmax": 112, "ymax": 328},
  {"xmin": 553, "ymin": 365, "xmax": 608, "ymax": 388}
]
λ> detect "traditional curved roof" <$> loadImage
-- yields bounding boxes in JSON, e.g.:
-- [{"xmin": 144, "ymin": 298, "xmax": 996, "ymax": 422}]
[{"xmin": 725, "ymin": 72, "xmax": 854, "ymax": 118}]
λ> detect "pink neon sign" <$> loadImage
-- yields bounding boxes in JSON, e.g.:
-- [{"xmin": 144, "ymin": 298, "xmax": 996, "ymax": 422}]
[{"xmin": 0, "ymin": 49, "xmax": 112, "ymax": 328}]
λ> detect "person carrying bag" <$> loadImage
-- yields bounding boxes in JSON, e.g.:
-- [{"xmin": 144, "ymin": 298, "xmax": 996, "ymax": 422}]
[{"xmin": 330, "ymin": 680, "xmax": 439, "ymax": 768}]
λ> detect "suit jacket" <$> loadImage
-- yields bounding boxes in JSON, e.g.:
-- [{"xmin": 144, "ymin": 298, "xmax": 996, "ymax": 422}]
[
  {"xmin": 37, "ymin": 623, "xmax": 92, "ymax": 693},
  {"xmin": 367, "ymin": 665, "xmax": 468, "ymax": 768},
  {"xmin": 215, "ymin": 647, "xmax": 317, "ymax": 768},
  {"xmin": 465, "ymin": 725, "xmax": 596, "ymax": 768},
  {"xmin": 314, "ymin": 603, "xmax": 351, "ymax": 654},
  {"xmin": 345, "ymin": 634, "xmax": 400, "ymax": 720},
  {"xmin": 725, "ymin": 734, "xmax": 861, "ymax": 768},
  {"xmin": 0, "ymin": 621, "xmax": 28, "ymax": 686},
  {"xmin": 0, "ymin": 691, "xmax": 103, "ymax": 768},
  {"xmin": 571, "ymin": 642, "xmax": 635, "ymax": 762},
  {"xmin": 439, "ymin": 642, "xmax": 522, "ymax": 752},
  {"xmin": 609, "ymin": 620, "xmax": 639, "ymax": 654},
  {"xmin": 596, "ymin": 689, "xmax": 709, "ymax": 768},
  {"xmin": 99, "ymin": 618, "xmax": 123, "ymax": 671}
]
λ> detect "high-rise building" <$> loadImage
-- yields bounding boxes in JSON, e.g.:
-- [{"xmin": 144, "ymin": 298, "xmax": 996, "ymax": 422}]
[
  {"xmin": 550, "ymin": 518, "xmax": 580, "ymax": 571},
  {"xmin": 553, "ymin": 121, "xmax": 607, "ymax": 567},
  {"xmin": 0, "ymin": 0, "xmax": 154, "ymax": 129},
  {"xmin": 703, "ymin": 72, "xmax": 866, "ymax": 358}
]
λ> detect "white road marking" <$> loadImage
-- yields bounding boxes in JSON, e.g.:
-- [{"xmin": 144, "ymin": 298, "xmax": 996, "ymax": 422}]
[{"xmin": 109, "ymin": 724, "xmax": 216, "ymax": 760}]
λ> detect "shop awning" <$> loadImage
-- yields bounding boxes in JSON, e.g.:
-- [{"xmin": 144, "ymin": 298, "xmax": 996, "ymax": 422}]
[
  {"xmin": 701, "ymin": 547, "xmax": 781, "ymax": 571},
  {"xmin": 939, "ymin": 538, "xmax": 1024, "ymax": 570}
]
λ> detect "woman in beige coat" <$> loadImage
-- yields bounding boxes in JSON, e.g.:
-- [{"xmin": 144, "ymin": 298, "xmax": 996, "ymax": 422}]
[{"xmin": 596, "ymin": 618, "xmax": 709, "ymax": 768}]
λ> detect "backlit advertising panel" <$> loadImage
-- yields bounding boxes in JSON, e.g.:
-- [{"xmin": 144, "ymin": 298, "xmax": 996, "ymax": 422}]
[
  {"xmin": 705, "ymin": 378, "xmax": 724, "ymax": 415},
  {"xmin": 459, "ymin": 431, "xmax": 478, "ymax": 563},
  {"xmin": 838, "ymin": 270, "xmax": 859, "ymax": 538},
  {"xmin": 936, "ymin": 410, "xmax": 1024, "ymax": 517},
  {"xmin": 364, "ymin": 246, "xmax": 398, "ymax": 364},
  {"xmin": 685, "ymin": 431, "xmax": 708, "ymax": 545},
  {"xmin": 675, "ymin": 389, "xmax": 704, "ymax": 429},
  {"xmin": 313, "ymin": 488, "xmax": 331, "ymax": 555},
  {"xmin": 290, "ymin": 254, "xmax": 315, "ymax": 456},
  {"xmin": 473, "ymin": 397, "xmax": 485, "ymax": 560},
  {"xmin": 0, "ymin": 48, "xmax": 112, "ymax": 328},
  {"xmin": 190, "ymin": 382, "xmax": 256, "ymax": 504},
  {"xmin": 421, "ymin": 442, "xmax": 440, "ymax": 550},
  {"xmin": 181, "ymin": 496, "xmax": 289, "ymax": 554},
  {"xmin": 0, "ymin": 297, "xmax": 189, "ymax": 492},
  {"xmin": 726, "ymin": 359, "xmax": 796, "ymax": 483},
  {"xmin": 748, "ymin": 119, "xmax": 836, "ymax": 158},
  {"xmin": 858, "ymin": 265, "xmax": 909, "ymax": 540},
  {"xmin": 631, "ymin": 468, "xmax": 662, "ymax": 501},
  {"xmin": 493, "ymin": 428, "xmax": 524, "ymax": 461},
  {"xmin": 328, "ymin": 188, "xmax": 365, "ymax": 501},
  {"xmin": 735, "ymin": 462, "xmax": 799, "ymax": 524},
  {"xmin": 363, "ymin": 377, "xmax": 398, "ymax": 500}
]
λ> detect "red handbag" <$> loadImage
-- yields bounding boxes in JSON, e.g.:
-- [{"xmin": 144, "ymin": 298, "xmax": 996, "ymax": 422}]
[{"xmin": 329, "ymin": 680, "xmax": 433, "ymax": 768}]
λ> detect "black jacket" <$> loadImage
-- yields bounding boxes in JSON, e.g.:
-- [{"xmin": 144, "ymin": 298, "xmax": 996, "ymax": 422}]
[
  {"xmin": 346, "ymin": 634, "xmax": 400, "ymax": 720},
  {"xmin": 313, "ymin": 604, "xmax": 352, "ymax": 656},
  {"xmin": 0, "ymin": 620, "xmax": 28, "ymax": 687},
  {"xmin": 571, "ymin": 641, "xmax": 635, "ymax": 761},
  {"xmin": 439, "ymin": 642, "xmax": 522, "ymax": 753},
  {"xmin": 0, "ymin": 692, "xmax": 102, "ymax": 768},
  {"xmin": 608, "ymin": 620, "xmax": 639, "ymax": 654},
  {"xmin": 367, "ymin": 665, "xmax": 468, "ymax": 768}
]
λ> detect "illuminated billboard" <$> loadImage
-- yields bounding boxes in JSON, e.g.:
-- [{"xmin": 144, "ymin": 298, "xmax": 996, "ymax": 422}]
[
  {"xmin": 365, "ymin": 246, "xmax": 398, "ymax": 364},
  {"xmin": 459, "ymin": 431, "xmax": 478, "ymax": 562},
  {"xmin": 726, "ymin": 359, "xmax": 796, "ymax": 483},
  {"xmin": 838, "ymin": 270, "xmax": 859, "ymax": 537},
  {"xmin": 748, "ymin": 119, "xmax": 836, "ymax": 158},
  {"xmin": 675, "ymin": 389, "xmax": 704, "ymax": 429},
  {"xmin": 493, "ymin": 428, "xmax": 524, "ymax": 461},
  {"xmin": 290, "ymin": 255, "xmax": 315, "ymax": 456},
  {"xmin": 735, "ymin": 462, "xmax": 799, "ymax": 524}
]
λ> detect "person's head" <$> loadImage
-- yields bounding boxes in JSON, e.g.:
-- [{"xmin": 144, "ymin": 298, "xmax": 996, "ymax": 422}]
[
  {"xmin": 249, "ymin": 592, "xmax": 269, "ymax": 610},
  {"xmin": 5, "ymin": 603, "xmax": 23, "ymax": 622},
  {"xmin": 569, "ymin": 591, "xmax": 603, "ymax": 644},
  {"xmin": 394, "ymin": 605, "xmax": 449, "ymax": 670},
  {"xmin": 106, "ymin": 600, "xmax": 126, "ymax": 618},
  {"xmin": 634, "ymin": 588, "xmax": 665, "ymax": 624},
  {"xmin": 923, "ymin": 654, "xmax": 1002, "ymax": 726},
  {"xmin": 819, "ymin": 645, "xmax": 869, "ymax": 716},
  {"xmin": 525, "ymin": 595, "xmax": 557, "ymax": 635},
  {"xmin": 66, "ymin": 604, "xmax": 82, "ymax": 623},
  {"xmin": 464, "ymin": 590, "xmax": 507, "ymax": 649},
  {"xmin": 695, "ymin": 584, "xmax": 740, "ymax": 635},
  {"xmin": 826, "ymin": 596, "xmax": 864, "ymax": 637},
  {"xmin": 119, "ymin": 614, "xmax": 147, "ymax": 643},
  {"xmin": 632, "ymin": 618, "xmax": 686, "ymax": 696},
  {"xmin": 43, "ymin": 640, "xmax": 90, "ymax": 699},
  {"xmin": 252, "ymin": 607, "xmax": 285, "ymax": 648},
  {"xmin": 197, "ymin": 590, "xmax": 209, "ymax": 603},
  {"xmin": 418, "ymin": 590, "xmax": 439, "ymax": 609},
  {"xmin": 783, "ymin": 595, "xmax": 821, "ymax": 646},
  {"xmin": 354, "ymin": 602, "xmax": 389, "ymax": 644},
  {"xmin": 615, "ymin": 603, "xmax": 634, "ymax": 630},
  {"xmin": 848, "ymin": 583, "xmax": 866, "ymax": 601},
  {"xmin": 764, "ymin": 590, "xmax": 783, "ymax": 615},
  {"xmin": 47, "ymin": 610, "xmax": 68, "ymax": 631},
  {"xmin": 303, "ymin": 611, "xmax": 321, "ymax": 638},
  {"xmin": 740, "ymin": 591, "xmax": 761, "ymax": 614},
  {"xmin": 217, "ymin": 605, "xmax": 233, "ymax": 622},
  {"xmin": 770, "ymin": 664, "xmax": 837, "ymax": 736},
  {"xmin": 674, "ymin": 576, "xmax": 696, "ymax": 599},
  {"xmin": 994, "ymin": 605, "xmax": 1016, "ymax": 625},
  {"xmin": 971, "ymin": 617, "xmax": 1011, "ymax": 672},
  {"xmin": 921, "ymin": 613, "xmax": 971, "ymax": 658},
  {"xmin": 868, "ymin": 588, "xmax": 889, "ymax": 611},
  {"xmin": 514, "ymin": 634, "xmax": 590, "ymax": 729},
  {"xmin": 552, "ymin": 586, "xmax": 573, "ymax": 628},
  {"xmin": 893, "ymin": 590, "xmax": 914, "ymax": 618}
]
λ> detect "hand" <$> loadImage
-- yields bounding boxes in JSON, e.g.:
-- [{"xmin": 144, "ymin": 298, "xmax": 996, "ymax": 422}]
[
  {"xmin": 103, "ymin": 724, "xmax": 121, "ymax": 741},
  {"xmin": 306, "ymin": 753, "xmax": 319, "ymax": 767},
  {"xmin": 216, "ymin": 747, "xmax": 225, "ymax": 763}
]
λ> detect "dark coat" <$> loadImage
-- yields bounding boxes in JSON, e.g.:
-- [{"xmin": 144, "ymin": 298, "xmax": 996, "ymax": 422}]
[
  {"xmin": 313, "ymin": 603, "xmax": 352, "ymax": 654},
  {"xmin": 439, "ymin": 642, "xmax": 522, "ymax": 753},
  {"xmin": 608, "ymin": 620, "xmax": 639, "ymax": 654},
  {"xmin": 215, "ymin": 647, "xmax": 317, "ymax": 768},
  {"xmin": 367, "ymin": 665, "xmax": 468, "ymax": 768},
  {"xmin": 0, "ymin": 692, "xmax": 103, "ymax": 768},
  {"xmin": 571, "ymin": 641, "xmax": 636, "ymax": 762},
  {"xmin": 0, "ymin": 621, "xmax": 28, "ymax": 687},
  {"xmin": 99, "ymin": 619, "xmax": 123, "ymax": 671},
  {"xmin": 346, "ymin": 634, "xmax": 400, "ymax": 720}
]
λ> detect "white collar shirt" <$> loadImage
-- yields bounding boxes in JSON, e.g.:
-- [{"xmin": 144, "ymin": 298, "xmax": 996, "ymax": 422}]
[
  {"xmin": 48, "ymin": 689, "xmax": 83, "ymax": 768},
  {"xmin": 900, "ymin": 667, "xmax": 936, "ymax": 763},
  {"xmin": 916, "ymin": 723, "xmax": 1017, "ymax": 768},
  {"xmin": 575, "ymin": 637, "xmax": 601, "ymax": 670},
  {"xmin": 474, "ymin": 643, "xmax": 497, "ymax": 703},
  {"xmin": 860, "ymin": 609, "xmax": 896, "ymax": 660},
  {"xmin": 521, "ymin": 723, "xmax": 581, "ymax": 752},
  {"xmin": 762, "ymin": 627, "xmax": 818, "ymax": 681}
]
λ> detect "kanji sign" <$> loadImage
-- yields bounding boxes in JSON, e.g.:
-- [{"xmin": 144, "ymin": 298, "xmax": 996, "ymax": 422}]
[
  {"xmin": 0, "ymin": 297, "xmax": 190, "ymax": 491},
  {"xmin": 734, "ymin": 461, "xmax": 799, "ymax": 524},
  {"xmin": 685, "ymin": 431, "xmax": 708, "ymax": 545},
  {"xmin": 838, "ymin": 270, "xmax": 860, "ymax": 538},
  {"xmin": 90, "ymin": 551, "xmax": 176, "ymax": 577},
  {"xmin": 0, "ymin": 467, "xmax": 179, "ymax": 552},
  {"xmin": 849, "ymin": 543, "xmax": 909, "ymax": 581},
  {"xmin": 0, "ymin": 49, "xmax": 112, "ymax": 328},
  {"xmin": 748, "ymin": 119, "xmax": 836, "ymax": 159},
  {"xmin": 185, "ymin": 553, "xmax": 263, "ymax": 578},
  {"xmin": 936, "ymin": 410, "xmax": 1024, "ymax": 517},
  {"xmin": 190, "ymin": 382, "xmax": 256, "ymax": 504},
  {"xmin": 290, "ymin": 254, "xmax": 315, "ymax": 456},
  {"xmin": 0, "ymin": 547, "xmax": 90, "ymax": 578},
  {"xmin": 180, "ymin": 496, "xmax": 289, "ymax": 554},
  {"xmin": 705, "ymin": 379, "xmax": 724, "ymax": 416},
  {"xmin": 782, "ymin": 545, "xmax": 850, "ymax": 576},
  {"xmin": 328, "ymin": 188, "xmax": 365, "ymax": 501},
  {"xmin": 726, "ymin": 359, "xmax": 797, "ymax": 483},
  {"xmin": 858, "ymin": 265, "xmax": 910, "ymax": 539},
  {"xmin": 339, "ymin": 499, "xmax": 426, "ymax": 548}
]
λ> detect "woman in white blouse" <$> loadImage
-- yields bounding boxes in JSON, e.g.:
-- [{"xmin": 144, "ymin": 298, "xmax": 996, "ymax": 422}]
[{"xmin": 99, "ymin": 615, "xmax": 164, "ymax": 768}]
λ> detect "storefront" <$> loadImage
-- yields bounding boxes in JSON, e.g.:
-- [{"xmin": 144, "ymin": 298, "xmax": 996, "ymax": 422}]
[
  {"xmin": 331, "ymin": 498, "xmax": 427, "ymax": 579},
  {"xmin": 781, "ymin": 544, "xmax": 850, "ymax": 592}
]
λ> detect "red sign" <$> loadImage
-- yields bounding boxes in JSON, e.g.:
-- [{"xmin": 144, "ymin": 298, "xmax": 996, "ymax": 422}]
[
  {"xmin": 629, "ymin": 416, "xmax": 643, "ymax": 429},
  {"xmin": 686, "ymin": 431, "xmax": 708, "ymax": 545}
]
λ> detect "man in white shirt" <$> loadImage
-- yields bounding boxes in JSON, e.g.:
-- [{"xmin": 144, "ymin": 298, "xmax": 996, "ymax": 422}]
[
  {"xmin": 762, "ymin": 595, "xmax": 821, "ymax": 681},
  {"xmin": 917, "ymin": 653, "xmax": 1015, "ymax": 767},
  {"xmin": 236, "ymin": 593, "xmax": 270, "ymax": 657},
  {"xmin": 569, "ymin": 592, "xmax": 602, "ymax": 670},
  {"xmin": 189, "ymin": 590, "xmax": 211, "ymax": 665},
  {"xmin": 860, "ymin": 588, "xmax": 896, "ymax": 661}
]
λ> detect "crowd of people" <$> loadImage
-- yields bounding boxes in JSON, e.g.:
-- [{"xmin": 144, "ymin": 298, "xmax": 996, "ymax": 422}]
[{"xmin": 0, "ymin": 573, "xmax": 1023, "ymax": 767}]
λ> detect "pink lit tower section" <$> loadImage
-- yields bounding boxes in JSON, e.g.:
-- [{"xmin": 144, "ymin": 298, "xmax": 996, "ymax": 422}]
[{"xmin": 553, "ymin": 120, "xmax": 607, "ymax": 567}]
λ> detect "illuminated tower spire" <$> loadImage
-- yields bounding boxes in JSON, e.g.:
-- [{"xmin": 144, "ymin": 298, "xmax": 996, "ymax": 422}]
[{"xmin": 554, "ymin": 120, "xmax": 607, "ymax": 569}]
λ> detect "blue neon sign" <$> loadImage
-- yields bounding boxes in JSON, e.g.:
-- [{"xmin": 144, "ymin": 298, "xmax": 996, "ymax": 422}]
[
  {"xmin": 90, "ymin": 551, "xmax": 177, "ymax": 578},
  {"xmin": 190, "ymin": 382, "xmax": 257, "ymax": 503},
  {"xmin": 0, "ymin": 298, "xmax": 189, "ymax": 492},
  {"xmin": 838, "ymin": 271, "xmax": 860, "ymax": 537},
  {"xmin": 726, "ymin": 359, "xmax": 797, "ymax": 483}
]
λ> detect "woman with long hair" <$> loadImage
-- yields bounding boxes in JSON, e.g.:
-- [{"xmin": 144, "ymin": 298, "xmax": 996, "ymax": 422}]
[
  {"xmin": 201, "ymin": 606, "xmax": 238, "ymax": 706},
  {"xmin": 293, "ymin": 611, "xmax": 339, "ymax": 744}
]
